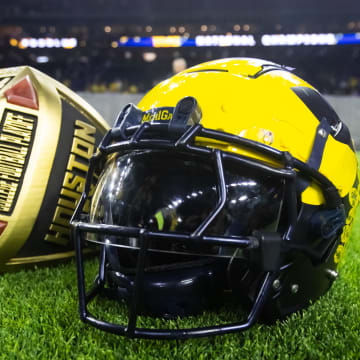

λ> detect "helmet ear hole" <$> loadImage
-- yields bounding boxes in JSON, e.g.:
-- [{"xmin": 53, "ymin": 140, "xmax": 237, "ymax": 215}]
[{"xmin": 310, "ymin": 208, "xmax": 346, "ymax": 241}]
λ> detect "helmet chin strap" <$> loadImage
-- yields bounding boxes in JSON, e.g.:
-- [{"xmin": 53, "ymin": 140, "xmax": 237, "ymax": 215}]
[{"xmin": 105, "ymin": 256, "xmax": 227, "ymax": 318}]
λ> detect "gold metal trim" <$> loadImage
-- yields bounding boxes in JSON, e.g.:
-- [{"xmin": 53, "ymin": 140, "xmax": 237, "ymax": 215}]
[{"xmin": 6, "ymin": 250, "xmax": 76, "ymax": 265}]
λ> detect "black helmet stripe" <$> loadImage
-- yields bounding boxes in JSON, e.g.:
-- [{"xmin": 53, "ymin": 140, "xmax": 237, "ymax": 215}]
[{"xmin": 292, "ymin": 86, "xmax": 354, "ymax": 151}]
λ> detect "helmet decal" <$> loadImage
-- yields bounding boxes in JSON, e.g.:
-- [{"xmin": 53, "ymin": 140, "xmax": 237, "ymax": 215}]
[
  {"xmin": 142, "ymin": 107, "xmax": 174, "ymax": 122},
  {"xmin": 334, "ymin": 177, "xmax": 360, "ymax": 264}
]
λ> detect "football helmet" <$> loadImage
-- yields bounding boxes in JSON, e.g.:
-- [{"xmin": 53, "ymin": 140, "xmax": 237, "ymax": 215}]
[
  {"xmin": 0, "ymin": 66, "xmax": 109, "ymax": 272},
  {"xmin": 71, "ymin": 58, "xmax": 359, "ymax": 339}
]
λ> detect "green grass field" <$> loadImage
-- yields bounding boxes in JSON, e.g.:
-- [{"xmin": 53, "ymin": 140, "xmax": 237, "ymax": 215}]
[{"xmin": 1, "ymin": 211, "xmax": 360, "ymax": 359}]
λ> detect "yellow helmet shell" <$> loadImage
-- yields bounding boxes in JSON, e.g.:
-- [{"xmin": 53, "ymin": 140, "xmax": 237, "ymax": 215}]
[{"xmin": 138, "ymin": 58, "xmax": 358, "ymax": 206}]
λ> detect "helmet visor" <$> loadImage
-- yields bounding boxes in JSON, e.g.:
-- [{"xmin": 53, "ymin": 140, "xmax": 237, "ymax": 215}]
[{"xmin": 88, "ymin": 150, "xmax": 284, "ymax": 258}]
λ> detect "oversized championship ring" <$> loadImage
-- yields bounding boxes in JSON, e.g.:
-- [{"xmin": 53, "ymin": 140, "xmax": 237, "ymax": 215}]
[{"xmin": 0, "ymin": 66, "xmax": 109, "ymax": 272}]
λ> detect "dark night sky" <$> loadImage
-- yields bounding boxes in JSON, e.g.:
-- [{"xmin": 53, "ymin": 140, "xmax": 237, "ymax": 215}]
[{"xmin": 2, "ymin": 0, "xmax": 360, "ymax": 25}]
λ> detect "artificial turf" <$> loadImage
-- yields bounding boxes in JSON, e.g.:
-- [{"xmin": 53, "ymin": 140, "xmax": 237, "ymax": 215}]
[{"xmin": 0, "ymin": 211, "xmax": 359, "ymax": 359}]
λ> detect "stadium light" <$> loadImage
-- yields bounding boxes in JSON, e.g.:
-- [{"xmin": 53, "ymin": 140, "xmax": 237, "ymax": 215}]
[
  {"xmin": 36, "ymin": 56, "xmax": 49, "ymax": 63},
  {"xmin": 17, "ymin": 37, "xmax": 78, "ymax": 49}
]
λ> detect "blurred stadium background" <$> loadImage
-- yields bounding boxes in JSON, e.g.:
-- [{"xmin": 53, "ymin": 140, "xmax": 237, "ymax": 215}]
[{"xmin": 1, "ymin": 0, "xmax": 360, "ymax": 133}]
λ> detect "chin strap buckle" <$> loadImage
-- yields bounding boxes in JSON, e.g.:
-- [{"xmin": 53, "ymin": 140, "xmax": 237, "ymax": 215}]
[{"xmin": 252, "ymin": 231, "xmax": 282, "ymax": 272}]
